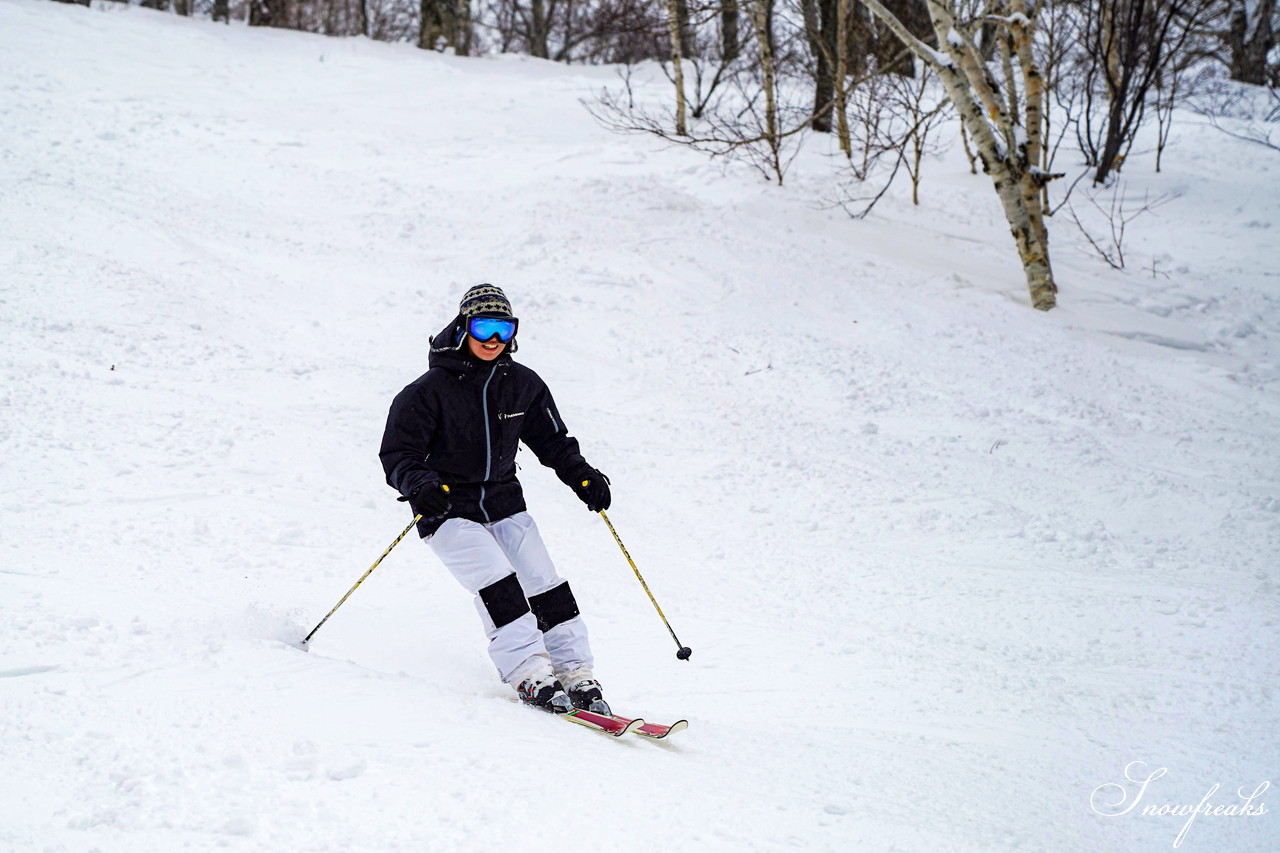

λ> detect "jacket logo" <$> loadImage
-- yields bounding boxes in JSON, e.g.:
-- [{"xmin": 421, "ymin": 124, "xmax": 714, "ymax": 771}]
[{"xmin": 499, "ymin": 411, "xmax": 525, "ymax": 420}]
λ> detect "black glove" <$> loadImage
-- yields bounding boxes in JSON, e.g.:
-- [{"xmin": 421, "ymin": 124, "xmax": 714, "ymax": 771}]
[
  {"xmin": 570, "ymin": 469, "xmax": 611, "ymax": 512},
  {"xmin": 398, "ymin": 483, "xmax": 451, "ymax": 519}
]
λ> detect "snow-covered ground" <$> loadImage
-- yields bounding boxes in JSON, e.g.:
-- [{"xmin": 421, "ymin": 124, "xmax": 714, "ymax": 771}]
[{"xmin": 1, "ymin": 1, "xmax": 1277, "ymax": 850}]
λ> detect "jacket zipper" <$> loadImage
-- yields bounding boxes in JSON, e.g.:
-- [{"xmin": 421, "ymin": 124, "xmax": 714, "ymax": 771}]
[{"xmin": 478, "ymin": 364, "xmax": 498, "ymax": 523}]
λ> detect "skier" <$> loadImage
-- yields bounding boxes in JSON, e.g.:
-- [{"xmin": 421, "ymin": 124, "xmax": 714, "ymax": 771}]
[{"xmin": 379, "ymin": 284, "xmax": 613, "ymax": 715}]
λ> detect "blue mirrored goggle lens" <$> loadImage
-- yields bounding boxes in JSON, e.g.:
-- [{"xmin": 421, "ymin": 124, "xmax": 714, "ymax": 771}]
[{"xmin": 468, "ymin": 317, "xmax": 516, "ymax": 342}]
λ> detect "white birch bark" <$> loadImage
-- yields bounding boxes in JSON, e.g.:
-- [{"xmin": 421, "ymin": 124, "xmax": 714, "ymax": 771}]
[
  {"xmin": 746, "ymin": 0, "xmax": 782, "ymax": 181},
  {"xmin": 836, "ymin": 0, "xmax": 852, "ymax": 159},
  {"xmin": 664, "ymin": 0, "xmax": 689, "ymax": 136},
  {"xmin": 860, "ymin": 0, "xmax": 1057, "ymax": 311},
  {"xmin": 1010, "ymin": 0, "xmax": 1051, "ymax": 264}
]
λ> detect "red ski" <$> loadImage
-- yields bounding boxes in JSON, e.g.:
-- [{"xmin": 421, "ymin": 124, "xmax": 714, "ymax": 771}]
[
  {"xmin": 634, "ymin": 719, "xmax": 687, "ymax": 739},
  {"xmin": 609, "ymin": 713, "xmax": 688, "ymax": 739},
  {"xmin": 561, "ymin": 708, "xmax": 645, "ymax": 737}
]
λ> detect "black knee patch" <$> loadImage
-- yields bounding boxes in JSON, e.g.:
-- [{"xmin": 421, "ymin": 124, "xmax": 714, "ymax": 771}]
[
  {"xmin": 479, "ymin": 573, "xmax": 530, "ymax": 629},
  {"xmin": 528, "ymin": 581, "xmax": 579, "ymax": 633}
]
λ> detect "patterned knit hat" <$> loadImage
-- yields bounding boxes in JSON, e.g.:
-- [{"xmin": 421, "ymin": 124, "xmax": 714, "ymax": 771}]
[{"xmin": 459, "ymin": 284, "xmax": 514, "ymax": 319}]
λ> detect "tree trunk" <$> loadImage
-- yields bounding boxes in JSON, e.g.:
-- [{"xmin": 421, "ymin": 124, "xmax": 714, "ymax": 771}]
[
  {"xmin": 1227, "ymin": 0, "xmax": 1276, "ymax": 85},
  {"xmin": 419, "ymin": 0, "xmax": 441, "ymax": 49},
  {"xmin": 806, "ymin": 0, "xmax": 838, "ymax": 132},
  {"xmin": 559, "ymin": 0, "xmax": 575, "ymax": 61},
  {"xmin": 747, "ymin": 0, "xmax": 782, "ymax": 181},
  {"xmin": 213, "ymin": 0, "xmax": 229, "ymax": 23},
  {"xmin": 674, "ymin": 0, "xmax": 694, "ymax": 57},
  {"xmin": 1094, "ymin": 92, "xmax": 1131, "ymax": 184},
  {"xmin": 998, "ymin": 28, "xmax": 1018, "ymax": 120},
  {"xmin": 959, "ymin": 120, "xmax": 978, "ymax": 173},
  {"xmin": 421, "ymin": 0, "xmax": 465, "ymax": 51},
  {"xmin": 722, "ymin": 0, "xmax": 741, "ymax": 60},
  {"xmin": 762, "ymin": 0, "xmax": 777, "ymax": 56},
  {"xmin": 845, "ymin": 1, "xmax": 871, "ymax": 76},
  {"xmin": 1100, "ymin": 0, "xmax": 1123, "ymax": 94},
  {"xmin": 248, "ymin": 0, "xmax": 270, "ymax": 26},
  {"xmin": 835, "ymin": 0, "xmax": 853, "ymax": 157},
  {"xmin": 248, "ymin": 0, "xmax": 289, "ymax": 27},
  {"xmin": 440, "ymin": 0, "xmax": 459, "ymax": 50},
  {"xmin": 664, "ymin": 0, "xmax": 689, "ymax": 134},
  {"xmin": 529, "ymin": 0, "xmax": 550, "ymax": 58},
  {"xmin": 1011, "ymin": 0, "xmax": 1053, "ymax": 285},
  {"xmin": 454, "ymin": 0, "xmax": 472, "ymax": 55},
  {"xmin": 875, "ymin": 0, "xmax": 929, "ymax": 76},
  {"xmin": 977, "ymin": 21, "xmax": 997, "ymax": 61}
]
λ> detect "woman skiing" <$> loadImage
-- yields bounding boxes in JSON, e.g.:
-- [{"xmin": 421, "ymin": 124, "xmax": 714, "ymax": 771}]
[{"xmin": 379, "ymin": 284, "xmax": 612, "ymax": 715}]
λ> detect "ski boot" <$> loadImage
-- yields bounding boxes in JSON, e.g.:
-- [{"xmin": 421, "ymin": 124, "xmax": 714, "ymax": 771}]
[
  {"xmin": 516, "ymin": 666, "xmax": 573, "ymax": 714},
  {"xmin": 560, "ymin": 669, "xmax": 611, "ymax": 716}
]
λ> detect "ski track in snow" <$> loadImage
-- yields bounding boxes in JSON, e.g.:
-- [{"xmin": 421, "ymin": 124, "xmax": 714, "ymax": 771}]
[{"xmin": 1, "ymin": 0, "xmax": 1278, "ymax": 850}]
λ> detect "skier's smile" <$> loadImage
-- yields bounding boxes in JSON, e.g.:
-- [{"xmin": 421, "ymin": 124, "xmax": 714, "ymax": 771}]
[{"xmin": 468, "ymin": 335, "xmax": 506, "ymax": 361}]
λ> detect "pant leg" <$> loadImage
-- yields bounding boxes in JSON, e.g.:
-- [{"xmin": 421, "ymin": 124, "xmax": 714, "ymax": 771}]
[
  {"xmin": 486, "ymin": 512, "xmax": 594, "ymax": 675},
  {"xmin": 427, "ymin": 517, "xmax": 548, "ymax": 684}
]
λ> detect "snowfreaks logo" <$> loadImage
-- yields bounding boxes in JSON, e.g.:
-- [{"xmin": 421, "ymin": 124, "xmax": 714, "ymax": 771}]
[{"xmin": 1090, "ymin": 761, "xmax": 1270, "ymax": 848}]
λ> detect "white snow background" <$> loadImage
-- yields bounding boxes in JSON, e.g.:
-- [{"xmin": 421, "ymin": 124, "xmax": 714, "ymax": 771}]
[{"xmin": 1, "ymin": 1, "xmax": 1278, "ymax": 850}]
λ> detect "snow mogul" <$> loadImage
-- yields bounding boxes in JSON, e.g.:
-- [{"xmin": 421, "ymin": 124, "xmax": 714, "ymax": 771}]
[{"xmin": 379, "ymin": 284, "xmax": 612, "ymax": 715}]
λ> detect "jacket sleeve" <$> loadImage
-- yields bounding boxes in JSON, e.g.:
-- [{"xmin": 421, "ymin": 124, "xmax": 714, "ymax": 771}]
[
  {"xmin": 521, "ymin": 375, "xmax": 590, "ymax": 486},
  {"xmin": 379, "ymin": 383, "xmax": 441, "ymax": 498}
]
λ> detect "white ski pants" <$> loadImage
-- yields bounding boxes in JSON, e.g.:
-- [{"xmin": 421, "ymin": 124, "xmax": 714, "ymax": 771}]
[{"xmin": 427, "ymin": 512, "xmax": 593, "ymax": 684}]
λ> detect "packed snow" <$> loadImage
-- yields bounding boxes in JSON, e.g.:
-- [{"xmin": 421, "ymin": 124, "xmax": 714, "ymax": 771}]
[{"xmin": 1, "ymin": 1, "xmax": 1277, "ymax": 850}]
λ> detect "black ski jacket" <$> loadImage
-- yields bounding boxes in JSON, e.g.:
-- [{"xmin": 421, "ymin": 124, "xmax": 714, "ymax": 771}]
[{"xmin": 380, "ymin": 316, "xmax": 592, "ymax": 537}]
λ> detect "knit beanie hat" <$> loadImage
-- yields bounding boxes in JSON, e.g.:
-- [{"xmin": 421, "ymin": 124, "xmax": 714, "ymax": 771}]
[{"xmin": 459, "ymin": 284, "xmax": 514, "ymax": 319}]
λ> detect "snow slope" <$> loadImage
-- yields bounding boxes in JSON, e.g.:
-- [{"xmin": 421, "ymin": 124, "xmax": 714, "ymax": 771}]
[{"xmin": 1, "ymin": 1, "xmax": 1277, "ymax": 850}]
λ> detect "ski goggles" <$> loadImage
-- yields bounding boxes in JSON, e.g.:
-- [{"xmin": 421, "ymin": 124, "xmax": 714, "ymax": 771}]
[{"xmin": 467, "ymin": 316, "xmax": 518, "ymax": 342}]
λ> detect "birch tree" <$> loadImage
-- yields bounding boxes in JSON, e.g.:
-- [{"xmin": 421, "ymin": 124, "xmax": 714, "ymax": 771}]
[
  {"xmin": 746, "ymin": 0, "xmax": 782, "ymax": 179},
  {"xmin": 861, "ymin": 0, "xmax": 1059, "ymax": 310},
  {"xmin": 664, "ymin": 0, "xmax": 690, "ymax": 135},
  {"xmin": 835, "ymin": 0, "xmax": 853, "ymax": 156}
]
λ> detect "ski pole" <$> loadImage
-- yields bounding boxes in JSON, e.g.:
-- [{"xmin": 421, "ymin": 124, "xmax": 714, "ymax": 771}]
[
  {"xmin": 301, "ymin": 513, "xmax": 422, "ymax": 646},
  {"xmin": 597, "ymin": 508, "xmax": 692, "ymax": 661}
]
